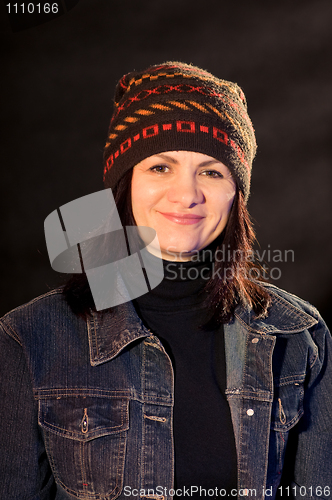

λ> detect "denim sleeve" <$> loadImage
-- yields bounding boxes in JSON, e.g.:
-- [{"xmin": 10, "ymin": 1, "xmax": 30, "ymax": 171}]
[
  {"xmin": 280, "ymin": 315, "xmax": 332, "ymax": 499},
  {"xmin": 0, "ymin": 323, "xmax": 56, "ymax": 499}
]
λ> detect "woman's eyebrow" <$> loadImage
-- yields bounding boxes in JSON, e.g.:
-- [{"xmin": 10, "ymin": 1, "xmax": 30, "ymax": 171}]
[
  {"xmin": 198, "ymin": 160, "xmax": 223, "ymax": 167},
  {"xmin": 154, "ymin": 153, "xmax": 179, "ymax": 164}
]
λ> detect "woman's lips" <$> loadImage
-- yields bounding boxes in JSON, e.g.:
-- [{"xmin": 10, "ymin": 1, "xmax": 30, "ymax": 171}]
[{"xmin": 159, "ymin": 212, "xmax": 205, "ymax": 225}]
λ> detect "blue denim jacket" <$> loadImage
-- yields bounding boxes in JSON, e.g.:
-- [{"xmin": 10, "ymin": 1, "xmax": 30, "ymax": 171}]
[{"xmin": 0, "ymin": 283, "xmax": 331, "ymax": 500}]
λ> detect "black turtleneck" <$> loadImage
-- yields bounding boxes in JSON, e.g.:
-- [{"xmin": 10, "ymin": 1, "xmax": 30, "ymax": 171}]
[{"xmin": 134, "ymin": 252, "xmax": 237, "ymax": 496}]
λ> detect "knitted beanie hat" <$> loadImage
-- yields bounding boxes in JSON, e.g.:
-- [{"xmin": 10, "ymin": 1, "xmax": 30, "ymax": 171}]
[{"xmin": 103, "ymin": 62, "xmax": 256, "ymax": 201}]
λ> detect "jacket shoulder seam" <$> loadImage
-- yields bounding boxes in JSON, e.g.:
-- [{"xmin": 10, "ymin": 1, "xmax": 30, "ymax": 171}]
[
  {"xmin": 0, "ymin": 288, "xmax": 63, "ymax": 320},
  {"xmin": 0, "ymin": 321, "xmax": 22, "ymax": 346}
]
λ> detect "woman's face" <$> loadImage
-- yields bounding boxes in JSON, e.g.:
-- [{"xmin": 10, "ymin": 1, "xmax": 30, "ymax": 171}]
[{"xmin": 131, "ymin": 151, "xmax": 236, "ymax": 261}]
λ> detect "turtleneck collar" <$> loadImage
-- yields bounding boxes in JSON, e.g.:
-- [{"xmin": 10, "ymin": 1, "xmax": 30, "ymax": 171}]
[{"xmin": 134, "ymin": 241, "xmax": 217, "ymax": 311}]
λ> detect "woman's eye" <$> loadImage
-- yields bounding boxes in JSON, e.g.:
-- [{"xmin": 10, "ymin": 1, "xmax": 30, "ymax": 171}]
[
  {"xmin": 149, "ymin": 165, "xmax": 169, "ymax": 173},
  {"xmin": 201, "ymin": 170, "xmax": 224, "ymax": 178}
]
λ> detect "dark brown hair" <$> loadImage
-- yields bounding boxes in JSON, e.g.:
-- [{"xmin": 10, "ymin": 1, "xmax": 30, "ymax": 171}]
[
  {"xmin": 63, "ymin": 170, "xmax": 271, "ymax": 322},
  {"xmin": 204, "ymin": 190, "xmax": 271, "ymax": 323}
]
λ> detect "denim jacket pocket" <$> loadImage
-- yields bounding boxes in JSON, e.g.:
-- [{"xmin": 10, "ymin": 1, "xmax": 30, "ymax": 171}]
[
  {"xmin": 38, "ymin": 395, "xmax": 129, "ymax": 499},
  {"xmin": 267, "ymin": 380, "xmax": 305, "ymax": 484},
  {"xmin": 271, "ymin": 380, "xmax": 304, "ymax": 432}
]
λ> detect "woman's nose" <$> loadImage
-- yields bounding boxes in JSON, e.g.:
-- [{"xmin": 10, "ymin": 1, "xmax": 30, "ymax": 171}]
[{"xmin": 167, "ymin": 176, "xmax": 204, "ymax": 208}]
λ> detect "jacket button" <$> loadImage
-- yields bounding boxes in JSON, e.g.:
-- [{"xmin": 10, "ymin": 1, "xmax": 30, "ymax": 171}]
[
  {"xmin": 251, "ymin": 338, "xmax": 259, "ymax": 344},
  {"xmin": 247, "ymin": 409, "xmax": 254, "ymax": 416}
]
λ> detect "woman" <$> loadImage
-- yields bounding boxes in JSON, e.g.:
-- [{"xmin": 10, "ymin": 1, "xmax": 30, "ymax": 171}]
[{"xmin": 0, "ymin": 62, "xmax": 331, "ymax": 500}]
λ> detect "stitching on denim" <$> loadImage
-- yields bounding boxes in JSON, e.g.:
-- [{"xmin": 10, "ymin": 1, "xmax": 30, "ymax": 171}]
[
  {"xmin": 307, "ymin": 320, "xmax": 320, "ymax": 369},
  {"xmin": 267, "ymin": 292, "xmax": 318, "ymax": 329},
  {"xmin": 80, "ymin": 441, "xmax": 88, "ymax": 495},
  {"xmin": 278, "ymin": 376, "xmax": 305, "ymax": 386},
  {"xmin": 235, "ymin": 288, "xmax": 318, "ymax": 334},
  {"xmin": 144, "ymin": 341, "xmax": 162, "ymax": 351},
  {"xmin": 142, "ymin": 341, "xmax": 147, "ymax": 487},
  {"xmin": 0, "ymin": 288, "xmax": 62, "ymax": 320},
  {"xmin": 144, "ymin": 414, "xmax": 167, "ymax": 422},
  {"xmin": 52, "ymin": 470, "xmax": 96, "ymax": 498},
  {"xmin": 43, "ymin": 412, "xmax": 123, "ymax": 499},
  {"xmin": 235, "ymin": 311, "xmax": 309, "ymax": 335},
  {"xmin": 93, "ymin": 315, "xmax": 99, "ymax": 358},
  {"xmin": 81, "ymin": 408, "xmax": 89, "ymax": 434},
  {"xmin": 38, "ymin": 399, "xmax": 129, "ymax": 438},
  {"xmin": 234, "ymin": 314, "xmax": 268, "ymax": 334},
  {"xmin": 115, "ymin": 425, "xmax": 126, "ymax": 497},
  {"xmin": 43, "ymin": 431, "xmax": 59, "ymax": 484},
  {"xmin": 278, "ymin": 431, "xmax": 285, "ymax": 470},
  {"xmin": 271, "ymin": 295, "xmax": 313, "ymax": 325},
  {"xmin": 272, "ymin": 384, "xmax": 304, "ymax": 431},
  {"xmin": 0, "ymin": 321, "xmax": 22, "ymax": 345},
  {"xmin": 238, "ymin": 330, "xmax": 248, "ymax": 477},
  {"xmin": 273, "ymin": 408, "xmax": 304, "ymax": 431},
  {"xmin": 90, "ymin": 331, "xmax": 151, "ymax": 364},
  {"xmin": 34, "ymin": 389, "xmax": 132, "ymax": 398},
  {"xmin": 34, "ymin": 389, "xmax": 172, "ymax": 406},
  {"xmin": 86, "ymin": 318, "xmax": 96, "ymax": 365},
  {"xmin": 225, "ymin": 389, "xmax": 272, "ymax": 402},
  {"xmin": 237, "ymin": 398, "xmax": 245, "ymax": 477},
  {"xmin": 170, "ymin": 399, "xmax": 175, "ymax": 488},
  {"xmin": 44, "ymin": 428, "xmax": 88, "ymax": 499},
  {"xmin": 40, "ymin": 419, "xmax": 126, "ymax": 437},
  {"xmin": 278, "ymin": 398, "xmax": 287, "ymax": 425}
]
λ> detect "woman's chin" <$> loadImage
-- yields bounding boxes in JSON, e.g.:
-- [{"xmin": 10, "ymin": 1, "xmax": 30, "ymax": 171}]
[{"xmin": 159, "ymin": 244, "xmax": 202, "ymax": 261}]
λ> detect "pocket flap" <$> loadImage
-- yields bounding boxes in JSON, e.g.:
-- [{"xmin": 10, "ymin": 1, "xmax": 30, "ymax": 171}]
[{"xmin": 39, "ymin": 397, "xmax": 129, "ymax": 441}]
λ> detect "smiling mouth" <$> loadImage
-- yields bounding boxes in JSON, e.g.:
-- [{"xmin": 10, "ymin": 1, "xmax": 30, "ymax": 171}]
[{"xmin": 159, "ymin": 212, "xmax": 205, "ymax": 225}]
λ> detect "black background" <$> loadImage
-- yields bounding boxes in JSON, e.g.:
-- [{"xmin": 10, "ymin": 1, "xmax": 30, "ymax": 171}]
[{"xmin": 1, "ymin": 0, "xmax": 331, "ymax": 328}]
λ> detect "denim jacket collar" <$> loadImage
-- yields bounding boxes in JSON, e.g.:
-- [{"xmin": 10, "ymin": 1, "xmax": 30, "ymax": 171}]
[
  {"xmin": 87, "ymin": 299, "xmax": 151, "ymax": 366},
  {"xmin": 234, "ymin": 286, "xmax": 318, "ymax": 335},
  {"xmin": 87, "ymin": 286, "xmax": 317, "ymax": 367}
]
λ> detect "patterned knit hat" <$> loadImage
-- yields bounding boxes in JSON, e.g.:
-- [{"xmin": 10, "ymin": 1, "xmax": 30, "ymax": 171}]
[{"xmin": 103, "ymin": 62, "xmax": 256, "ymax": 201}]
